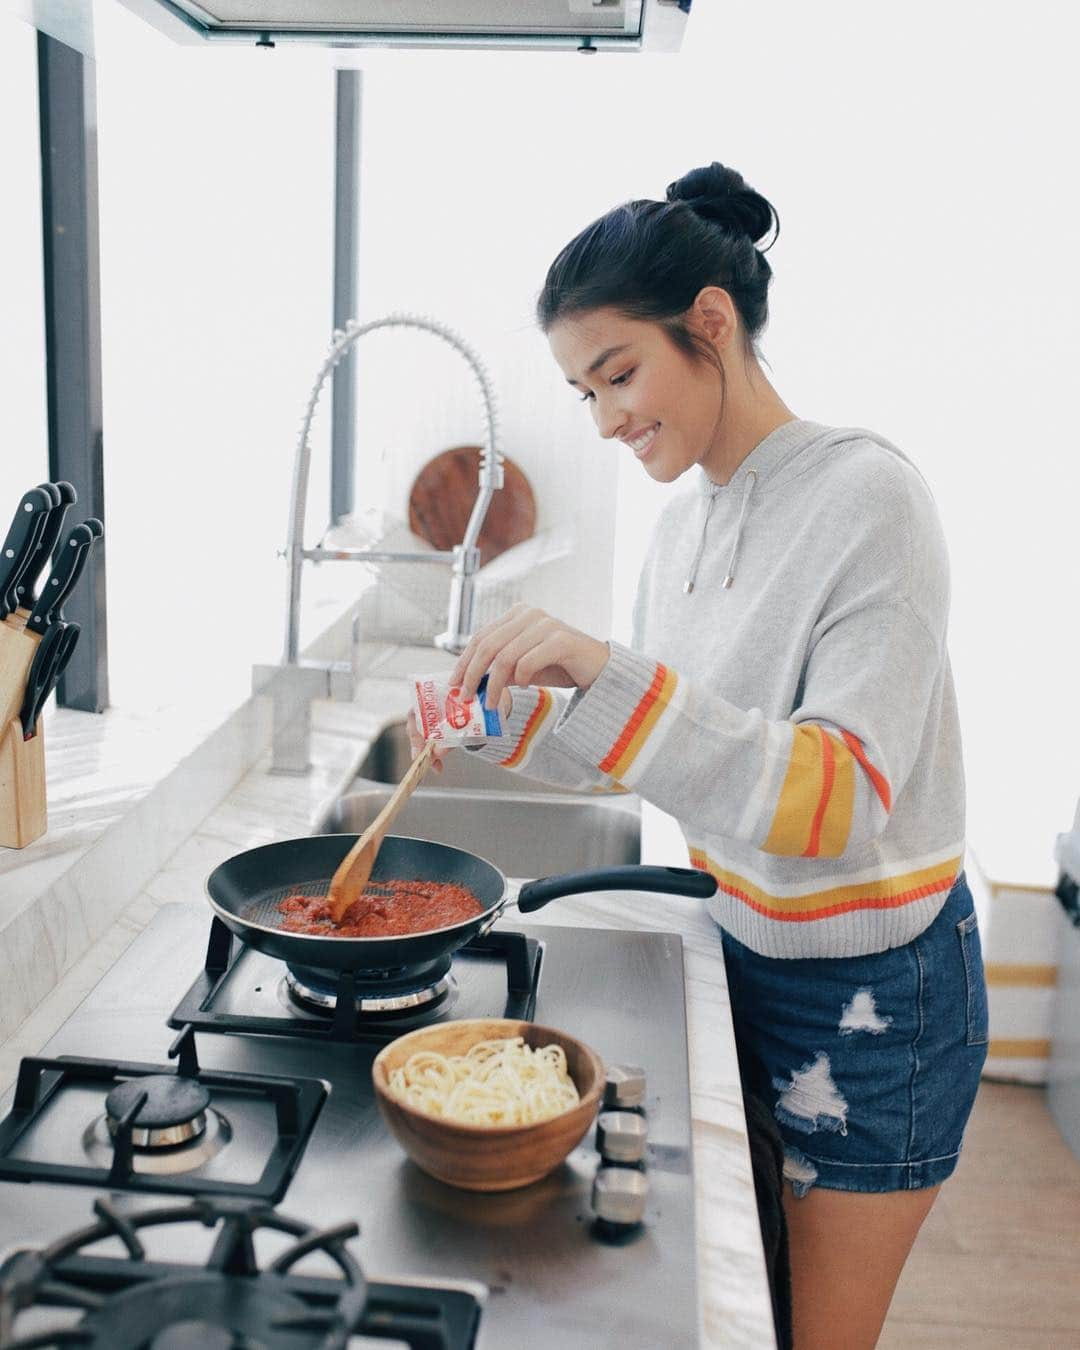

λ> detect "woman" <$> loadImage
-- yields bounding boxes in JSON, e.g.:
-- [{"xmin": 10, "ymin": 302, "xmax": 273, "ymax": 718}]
[{"xmin": 410, "ymin": 161, "xmax": 988, "ymax": 1349}]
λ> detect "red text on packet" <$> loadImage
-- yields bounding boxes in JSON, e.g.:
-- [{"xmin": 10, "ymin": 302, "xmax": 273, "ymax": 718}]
[{"xmin": 445, "ymin": 687, "xmax": 470, "ymax": 730}]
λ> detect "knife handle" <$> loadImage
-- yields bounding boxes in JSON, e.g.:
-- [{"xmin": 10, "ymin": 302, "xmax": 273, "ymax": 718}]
[
  {"xmin": 25, "ymin": 520, "xmax": 100, "ymax": 635},
  {"xmin": 0, "ymin": 487, "xmax": 54, "ymax": 621},
  {"xmin": 14, "ymin": 481, "xmax": 77, "ymax": 613}
]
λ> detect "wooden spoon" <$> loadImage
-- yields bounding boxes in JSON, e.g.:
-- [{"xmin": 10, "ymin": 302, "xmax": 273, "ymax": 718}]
[{"xmin": 326, "ymin": 738, "xmax": 438, "ymax": 924}]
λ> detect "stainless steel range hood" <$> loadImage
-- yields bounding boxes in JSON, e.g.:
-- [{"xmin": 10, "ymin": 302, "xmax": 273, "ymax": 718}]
[{"xmin": 112, "ymin": 0, "xmax": 690, "ymax": 52}]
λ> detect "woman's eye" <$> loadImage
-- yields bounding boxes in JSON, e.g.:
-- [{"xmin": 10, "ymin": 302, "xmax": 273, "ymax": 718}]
[
  {"xmin": 578, "ymin": 390, "xmax": 594, "ymax": 403},
  {"xmin": 610, "ymin": 369, "xmax": 635, "ymax": 387}
]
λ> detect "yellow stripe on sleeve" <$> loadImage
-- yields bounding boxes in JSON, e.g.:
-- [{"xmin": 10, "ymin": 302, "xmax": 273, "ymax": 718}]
[
  {"xmin": 762, "ymin": 725, "xmax": 859, "ymax": 859},
  {"xmin": 816, "ymin": 734, "xmax": 855, "ymax": 857}
]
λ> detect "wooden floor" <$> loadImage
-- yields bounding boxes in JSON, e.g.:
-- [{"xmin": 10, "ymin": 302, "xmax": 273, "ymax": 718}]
[{"xmin": 878, "ymin": 1080, "xmax": 1080, "ymax": 1347}]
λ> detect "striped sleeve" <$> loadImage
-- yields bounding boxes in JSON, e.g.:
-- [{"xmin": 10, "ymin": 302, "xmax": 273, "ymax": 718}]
[
  {"xmin": 464, "ymin": 686, "xmax": 623, "ymax": 793},
  {"xmin": 552, "ymin": 639, "xmax": 915, "ymax": 860},
  {"xmin": 760, "ymin": 724, "xmax": 890, "ymax": 858}
]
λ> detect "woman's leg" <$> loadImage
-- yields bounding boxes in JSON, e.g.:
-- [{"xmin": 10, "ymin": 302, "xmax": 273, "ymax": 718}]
[{"xmin": 782, "ymin": 1181, "xmax": 941, "ymax": 1350}]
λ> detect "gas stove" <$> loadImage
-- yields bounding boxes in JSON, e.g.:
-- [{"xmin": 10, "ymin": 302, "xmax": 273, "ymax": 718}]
[
  {"xmin": 0, "ymin": 902, "xmax": 700, "ymax": 1348},
  {"xmin": 171, "ymin": 919, "xmax": 543, "ymax": 1042}
]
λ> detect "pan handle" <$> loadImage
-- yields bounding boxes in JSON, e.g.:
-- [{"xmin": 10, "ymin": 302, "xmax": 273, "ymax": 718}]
[{"xmin": 516, "ymin": 865, "xmax": 717, "ymax": 915}]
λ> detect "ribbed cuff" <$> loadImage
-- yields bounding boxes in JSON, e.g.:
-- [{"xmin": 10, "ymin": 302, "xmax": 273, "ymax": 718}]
[
  {"xmin": 465, "ymin": 686, "xmax": 548, "ymax": 766},
  {"xmin": 553, "ymin": 640, "xmax": 661, "ymax": 772}
]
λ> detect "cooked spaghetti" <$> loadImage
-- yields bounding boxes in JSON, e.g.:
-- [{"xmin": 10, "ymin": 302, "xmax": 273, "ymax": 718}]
[{"xmin": 386, "ymin": 1036, "xmax": 580, "ymax": 1127}]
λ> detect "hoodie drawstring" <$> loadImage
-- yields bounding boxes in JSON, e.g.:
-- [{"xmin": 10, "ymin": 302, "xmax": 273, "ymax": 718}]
[
  {"xmin": 683, "ymin": 487, "xmax": 717, "ymax": 594},
  {"xmin": 723, "ymin": 468, "xmax": 758, "ymax": 588},
  {"xmin": 683, "ymin": 468, "xmax": 758, "ymax": 594}
]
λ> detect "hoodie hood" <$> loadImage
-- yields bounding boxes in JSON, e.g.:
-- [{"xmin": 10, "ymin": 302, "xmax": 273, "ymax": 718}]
[{"xmin": 684, "ymin": 419, "xmax": 927, "ymax": 593}]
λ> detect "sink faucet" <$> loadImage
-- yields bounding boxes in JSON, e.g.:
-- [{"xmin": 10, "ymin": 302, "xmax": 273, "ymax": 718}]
[{"xmin": 254, "ymin": 312, "xmax": 503, "ymax": 774}]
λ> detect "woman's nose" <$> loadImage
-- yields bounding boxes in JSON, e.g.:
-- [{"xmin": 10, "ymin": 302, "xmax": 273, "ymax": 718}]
[{"xmin": 594, "ymin": 398, "xmax": 625, "ymax": 441}]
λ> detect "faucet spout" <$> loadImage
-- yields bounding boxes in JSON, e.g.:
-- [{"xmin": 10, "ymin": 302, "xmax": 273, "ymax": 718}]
[
  {"xmin": 263, "ymin": 312, "xmax": 502, "ymax": 772},
  {"xmin": 436, "ymin": 542, "xmax": 483, "ymax": 654}
]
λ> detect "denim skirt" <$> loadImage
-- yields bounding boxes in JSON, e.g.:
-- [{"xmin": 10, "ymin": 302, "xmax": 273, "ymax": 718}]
[{"xmin": 720, "ymin": 871, "xmax": 989, "ymax": 1195}]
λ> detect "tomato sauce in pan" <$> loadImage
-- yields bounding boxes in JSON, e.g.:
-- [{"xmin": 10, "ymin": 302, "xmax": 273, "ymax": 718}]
[{"xmin": 270, "ymin": 880, "xmax": 486, "ymax": 938}]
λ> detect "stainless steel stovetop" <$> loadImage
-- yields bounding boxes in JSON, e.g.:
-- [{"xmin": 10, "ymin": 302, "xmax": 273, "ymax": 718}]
[{"xmin": 0, "ymin": 903, "xmax": 699, "ymax": 1348}]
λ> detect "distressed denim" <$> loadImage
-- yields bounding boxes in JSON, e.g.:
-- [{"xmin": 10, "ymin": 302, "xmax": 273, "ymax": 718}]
[{"xmin": 721, "ymin": 872, "xmax": 988, "ymax": 1194}]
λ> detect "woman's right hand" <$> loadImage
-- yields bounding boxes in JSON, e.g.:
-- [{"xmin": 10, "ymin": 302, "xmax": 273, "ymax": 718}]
[{"xmin": 407, "ymin": 709, "xmax": 452, "ymax": 774}]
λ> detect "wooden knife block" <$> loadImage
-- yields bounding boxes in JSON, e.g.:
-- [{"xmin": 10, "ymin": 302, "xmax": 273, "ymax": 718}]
[
  {"xmin": 0, "ymin": 716, "xmax": 46, "ymax": 848},
  {"xmin": 0, "ymin": 621, "xmax": 47, "ymax": 849}
]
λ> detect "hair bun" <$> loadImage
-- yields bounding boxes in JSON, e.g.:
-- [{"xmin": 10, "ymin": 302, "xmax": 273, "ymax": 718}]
[{"xmin": 666, "ymin": 162, "xmax": 777, "ymax": 248}]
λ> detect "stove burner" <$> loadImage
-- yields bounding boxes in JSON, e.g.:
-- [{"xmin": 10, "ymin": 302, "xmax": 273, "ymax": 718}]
[
  {"xmin": 105, "ymin": 1075, "xmax": 211, "ymax": 1148},
  {"xmin": 0, "ymin": 1197, "xmax": 482, "ymax": 1350},
  {"xmin": 152, "ymin": 1324, "xmax": 235, "ymax": 1350},
  {"xmin": 170, "ymin": 917, "xmax": 542, "ymax": 1044},
  {"xmin": 0, "ymin": 1027, "xmax": 326, "ymax": 1201},
  {"xmin": 92, "ymin": 1274, "xmax": 316, "ymax": 1349},
  {"xmin": 284, "ymin": 961, "xmax": 454, "ymax": 1016},
  {"xmin": 84, "ymin": 1107, "xmax": 232, "ymax": 1176}
]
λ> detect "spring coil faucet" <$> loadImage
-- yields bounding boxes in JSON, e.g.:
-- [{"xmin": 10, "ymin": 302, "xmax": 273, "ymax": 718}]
[{"xmin": 258, "ymin": 313, "xmax": 503, "ymax": 773}]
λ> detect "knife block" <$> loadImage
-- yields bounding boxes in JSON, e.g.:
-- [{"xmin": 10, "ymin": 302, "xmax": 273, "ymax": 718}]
[
  {"xmin": 0, "ymin": 621, "xmax": 46, "ymax": 849},
  {"xmin": 0, "ymin": 716, "xmax": 46, "ymax": 848}
]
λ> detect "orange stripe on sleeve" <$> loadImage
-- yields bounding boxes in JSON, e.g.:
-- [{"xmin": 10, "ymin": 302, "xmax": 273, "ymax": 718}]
[
  {"xmin": 816, "ymin": 734, "xmax": 855, "ymax": 857},
  {"xmin": 802, "ymin": 726, "xmax": 835, "ymax": 858},
  {"xmin": 763, "ymin": 725, "xmax": 859, "ymax": 860},
  {"xmin": 840, "ymin": 730, "xmax": 892, "ymax": 813},
  {"xmin": 599, "ymin": 664, "xmax": 677, "ymax": 779},
  {"xmin": 499, "ymin": 688, "xmax": 552, "ymax": 768}
]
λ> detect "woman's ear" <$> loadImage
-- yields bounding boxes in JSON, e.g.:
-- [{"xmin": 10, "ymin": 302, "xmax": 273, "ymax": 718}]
[{"xmin": 691, "ymin": 286, "xmax": 739, "ymax": 349}]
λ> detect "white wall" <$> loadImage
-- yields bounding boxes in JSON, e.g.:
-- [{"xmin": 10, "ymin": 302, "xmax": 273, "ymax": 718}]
[
  {"xmin": 0, "ymin": 24, "xmax": 48, "ymax": 512},
  {"xmin": 3, "ymin": 1, "xmax": 1077, "ymax": 882},
  {"xmin": 90, "ymin": 5, "xmax": 338, "ymax": 711}
]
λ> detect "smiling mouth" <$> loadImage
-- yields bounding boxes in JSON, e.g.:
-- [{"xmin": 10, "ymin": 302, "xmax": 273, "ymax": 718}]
[{"xmin": 625, "ymin": 424, "xmax": 659, "ymax": 458}]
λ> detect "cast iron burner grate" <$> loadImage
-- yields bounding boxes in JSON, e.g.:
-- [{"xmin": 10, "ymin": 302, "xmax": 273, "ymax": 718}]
[
  {"xmin": 0, "ymin": 1196, "xmax": 481, "ymax": 1349},
  {"xmin": 169, "ymin": 917, "xmax": 541, "ymax": 1044},
  {"xmin": 0, "ymin": 1026, "xmax": 325, "ymax": 1201}
]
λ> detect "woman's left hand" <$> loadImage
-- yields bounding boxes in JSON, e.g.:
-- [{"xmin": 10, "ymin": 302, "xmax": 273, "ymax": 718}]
[{"xmin": 450, "ymin": 603, "xmax": 610, "ymax": 713}]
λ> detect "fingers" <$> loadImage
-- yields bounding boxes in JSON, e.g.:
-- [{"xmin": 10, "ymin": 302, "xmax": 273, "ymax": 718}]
[
  {"xmin": 481, "ymin": 620, "xmax": 562, "ymax": 714},
  {"xmin": 450, "ymin": 603, "xmax": 535, "ymax": 701},
  {"xmin": 510, "ymin": 634, "xmax": 575, "ymax": 691},
  {"xmin": 406, "ymin": 708, "xmax": 448, "ymax": 773}
]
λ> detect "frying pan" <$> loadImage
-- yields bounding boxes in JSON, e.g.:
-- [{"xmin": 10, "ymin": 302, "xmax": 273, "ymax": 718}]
[{"xmin": 206, "ymin": 833, "xmax": 717, "ymax": 976}]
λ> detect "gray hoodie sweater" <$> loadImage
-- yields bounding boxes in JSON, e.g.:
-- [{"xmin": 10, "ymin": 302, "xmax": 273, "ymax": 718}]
[{"xmin": 471, "ymin": 419, "xmax": 965, "ymax": 959}]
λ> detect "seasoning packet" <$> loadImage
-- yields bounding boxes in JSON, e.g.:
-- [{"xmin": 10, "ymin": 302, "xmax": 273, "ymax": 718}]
[{"xmin": 412, "ymin": 672, "xmax": 504, "ymax": 746}]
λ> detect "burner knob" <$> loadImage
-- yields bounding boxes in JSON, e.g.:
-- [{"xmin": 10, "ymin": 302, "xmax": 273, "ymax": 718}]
[
  {"xmin": 596, "ymin": 1109, "xmax": 648, "ymax": 1165},
  {"xmin": 592, "ymin": 1164, "xmax": 649, "ymax": 1228},
  {"xmin": 603, "ymin": 1063, "xmax": 646, "ymax": 1110}
]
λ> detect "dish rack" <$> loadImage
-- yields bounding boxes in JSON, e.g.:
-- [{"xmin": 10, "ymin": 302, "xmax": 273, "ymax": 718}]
[{"xmin": 328, "ymin": 513, "xmax": 573, "ymax": 646}]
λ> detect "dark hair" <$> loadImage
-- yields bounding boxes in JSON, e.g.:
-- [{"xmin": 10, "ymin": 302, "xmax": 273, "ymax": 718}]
[{"xmin": 536, "ymin": 162, "xmax": 779, "ymax": 368}]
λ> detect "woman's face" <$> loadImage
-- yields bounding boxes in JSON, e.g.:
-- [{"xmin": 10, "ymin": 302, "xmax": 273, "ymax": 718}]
[{"xmin": 547, "ymin": 305, "xmax": 725, "ymax": 484}]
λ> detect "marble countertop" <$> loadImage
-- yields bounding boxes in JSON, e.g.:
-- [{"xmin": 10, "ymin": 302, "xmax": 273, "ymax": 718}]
[{"xmin": 0, "ymin": 649, "xmax": 775, "ymax": 1348}]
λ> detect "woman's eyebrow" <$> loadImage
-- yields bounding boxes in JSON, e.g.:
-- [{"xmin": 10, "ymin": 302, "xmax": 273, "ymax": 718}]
[{"xmin": 566, "ymin": 343, "xmax": 632, "ymax": 386}]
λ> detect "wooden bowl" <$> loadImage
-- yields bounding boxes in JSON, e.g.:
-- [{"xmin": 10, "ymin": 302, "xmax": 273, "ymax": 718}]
[{"xmin": 372, "ymin": 1018, "xmax": 604, "ymax": 1192}]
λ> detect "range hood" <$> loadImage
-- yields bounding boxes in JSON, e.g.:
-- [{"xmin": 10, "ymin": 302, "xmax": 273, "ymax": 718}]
[{"xmin": 113, "ymin": 0, "xmax": 690, "ymax": 52}]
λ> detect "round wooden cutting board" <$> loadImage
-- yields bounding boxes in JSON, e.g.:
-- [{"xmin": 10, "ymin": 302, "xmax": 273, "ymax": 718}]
[{"xmin": 408, "ymin": 446, "xmax": 536, "ymax": 568}]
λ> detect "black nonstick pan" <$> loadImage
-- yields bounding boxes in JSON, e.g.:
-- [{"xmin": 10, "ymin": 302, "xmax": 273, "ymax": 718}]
[{"xmin": 206, "ymin": 832, "xmax": 717, "ymax": 975}]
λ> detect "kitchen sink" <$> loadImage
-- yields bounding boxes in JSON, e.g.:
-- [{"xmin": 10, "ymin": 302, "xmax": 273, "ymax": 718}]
[{"xmin": 320, "ymin": 721, "xmax": 641, "ymax": 876}]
